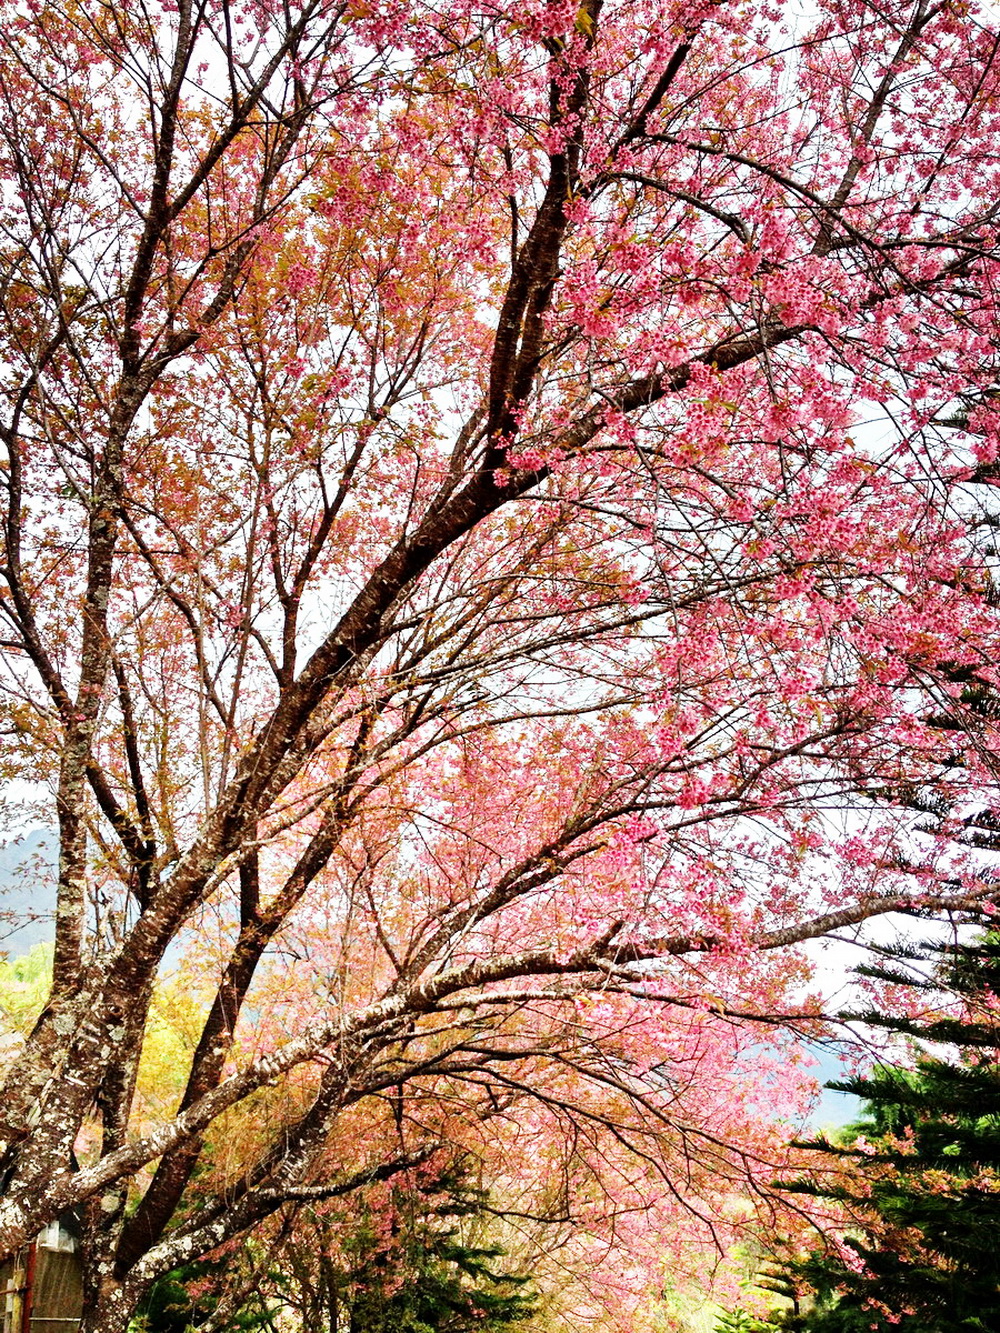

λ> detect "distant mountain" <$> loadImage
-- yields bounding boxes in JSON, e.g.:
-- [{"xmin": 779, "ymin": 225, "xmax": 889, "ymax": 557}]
[{"xmin": 0, "ymin": 828, "xmax": 56, "ymax": 958}]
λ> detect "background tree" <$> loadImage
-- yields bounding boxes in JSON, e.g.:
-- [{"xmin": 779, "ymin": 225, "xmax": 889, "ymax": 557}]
[
  {"xmin": 1, "ymin": 0, "xmax": 1000, "ymax": 1327},
  {"xmin": 135, "ymin": 1253, "xmax": 281, "ymax": 1333},
  {"xmin": 714, "ymin": 1313, "xmax": 773, "ymax": 1333},
  {"xmin": 263, "ymin": 1162, "xmax": 536, "ymax": 1333},
  {"xmin": 765, "ymin": 930, "xmax": 1000, "ymax": 1332}
]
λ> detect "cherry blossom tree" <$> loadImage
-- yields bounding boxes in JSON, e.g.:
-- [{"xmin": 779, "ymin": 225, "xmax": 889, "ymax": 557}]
[{"xmin": 1, "ymin": 0, "xmax": 1000, "ymax": 1326}]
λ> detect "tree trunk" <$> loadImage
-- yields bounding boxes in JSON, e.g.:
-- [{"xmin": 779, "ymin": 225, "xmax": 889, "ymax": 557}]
[{"xmin": 76, "ymin": 1277, "xmax": 138, "ymax": 1333}]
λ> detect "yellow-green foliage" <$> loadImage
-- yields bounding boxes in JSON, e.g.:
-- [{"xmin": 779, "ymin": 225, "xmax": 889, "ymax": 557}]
[
  {"xmin": 135, "ymin": 975, "xmax": 206, "ymax": 1117},
  {"xmin": 0, "ymin": 940, "xmax": 52, "ymax": 1032}
]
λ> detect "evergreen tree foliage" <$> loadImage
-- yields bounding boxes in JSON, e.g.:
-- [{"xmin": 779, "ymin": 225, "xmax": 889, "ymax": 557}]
[
  {"xmin": 713, "ymin": 1310, "xmax": 773, "ymax": 1333},
  {"xmin": 134, "ymin": 1254, "xmax": 279, "ymax": 1332},
  {"xmin": 274, "ymin": 1164, "xmax": 537, "ymax": 1333},
  {"xmin": 768, "ymin": 931, "xmax": 1000, "ymax": 1333}
]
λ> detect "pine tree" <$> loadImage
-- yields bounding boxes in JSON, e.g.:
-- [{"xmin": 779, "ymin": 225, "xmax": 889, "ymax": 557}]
[
  {"xmin": 770, "ymin": 931, "xmax": 1000, "ymax": 1333},
  {"xmin": 272, "ymin": 1164, "xmax": 537, "ymax": 1333},
  {"xmin": 135, "ymin": 1254, "xmax": 280, "ymax": 1332},
  {"xmin": 714, "ymin": 1310, "xmax": 773, "ymax": 1333}
]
